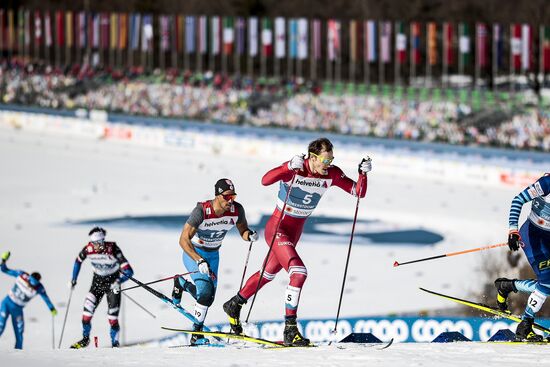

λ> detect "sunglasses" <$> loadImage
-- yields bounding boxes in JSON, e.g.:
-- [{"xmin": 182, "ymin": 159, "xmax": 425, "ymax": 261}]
[
  {"xmin": 309, "ymin": 152, "xmax": 334, "ymax": 165},
  {"xmin": 221, "ymin": 193, "xmax": 237, "ymax": 201}
]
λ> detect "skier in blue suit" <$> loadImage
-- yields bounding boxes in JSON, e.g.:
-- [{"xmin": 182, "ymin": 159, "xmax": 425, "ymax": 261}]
[
  {"xmin": 0, "ymin": 251, "xmax": 57, "ymax": 349},
  {"xmin": 495, "ymin": 173, "xmax": 550, "ymax": 341}
]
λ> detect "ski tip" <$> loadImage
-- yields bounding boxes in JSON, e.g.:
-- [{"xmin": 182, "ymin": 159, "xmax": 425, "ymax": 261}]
[{"xmin": 393, "ymin": 261, "xmax": 399, "ymax": 267}]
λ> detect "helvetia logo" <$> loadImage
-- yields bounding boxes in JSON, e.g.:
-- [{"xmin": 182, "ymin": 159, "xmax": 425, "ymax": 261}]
[
  {"xmin": 295, "ymin": 179, "xmax": 321, "ymax": 187},
  {"xmin": 204, "ymin": 219, "xmax": 229, "ymax": 227}
]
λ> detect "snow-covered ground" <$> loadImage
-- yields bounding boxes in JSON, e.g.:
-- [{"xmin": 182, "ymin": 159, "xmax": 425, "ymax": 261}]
[{"xmin": 0, "ymin": 126, "xmax": 547, "ymax": 365}]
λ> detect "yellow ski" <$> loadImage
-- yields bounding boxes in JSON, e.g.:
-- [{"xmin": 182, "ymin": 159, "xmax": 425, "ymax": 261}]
[
  {"xmin": 161, "ymin": 327, "xmax": 288, "ymax": 348},
  {"xmin": 419, "ymin": 287, "xmax": 550, "ymax": 335}
]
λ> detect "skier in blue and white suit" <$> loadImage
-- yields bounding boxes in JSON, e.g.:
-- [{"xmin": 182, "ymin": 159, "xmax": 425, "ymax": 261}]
[
  {"xmin": 494, "ymin": 173, "xmax": 550, "ymax": 341},
  {"xmin": 171, "ymin": 178, "xmax": 258, "ymax": 345},
  {"xmin": 0, "ymin": 251, "xmax": 57, "ymax": 349}
]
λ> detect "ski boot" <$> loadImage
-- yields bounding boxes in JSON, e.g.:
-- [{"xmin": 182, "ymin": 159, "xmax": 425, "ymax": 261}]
[
  {"xmin": 283, "ymin": 317, "xmax": 311, "ymax": 347},
  {"xmin": 190, "ymin": 323, "xmax": 209, "ymax": 346},
  {"xmin": 515, "ymin": 317, "xmax": 544, "ymax": 342},
  {"xmin": 494, "ymin": 278, "xmax": 517, "ymax": 312},
  {"xmin": 70, "ymin": 336, "xmax": 90, "ymax": 349},
  {"xmin": 223, "ymin": 294, "xmax": 247, "ymax": 334}
]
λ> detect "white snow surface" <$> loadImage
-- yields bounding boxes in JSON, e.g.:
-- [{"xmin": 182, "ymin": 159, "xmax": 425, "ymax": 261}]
[{"xmin": 0, "ymin": 126, "xmax": 547, "ymax": 365}]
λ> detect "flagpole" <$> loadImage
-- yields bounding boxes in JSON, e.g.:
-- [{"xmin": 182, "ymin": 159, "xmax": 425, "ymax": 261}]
[
  {"xmin": 492, "ymin": 24, "xmax": 497, "ymax": 92},
  {"xmin": 540, "ymin": 25, "xmax": 544, "ymax": 87},
  {"xmin": 197, "ymin": 18, "xmax": 202, "ymax": 74}
]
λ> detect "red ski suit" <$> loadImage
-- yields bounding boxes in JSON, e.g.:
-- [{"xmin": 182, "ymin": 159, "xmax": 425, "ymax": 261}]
[{"xmin": 239, "ymin": 159, "xmax": 367, "ymax": 317}]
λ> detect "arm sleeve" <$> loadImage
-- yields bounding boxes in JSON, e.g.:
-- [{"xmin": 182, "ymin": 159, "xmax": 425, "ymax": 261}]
[
  {"xmin": 71, "ymin": 247, "xmax": 88, "ymax": 281},
  {"xmin": 261, "ymin": 162, "xmax": 295, "ymax": 186},
  {"xmin": 37, "ymin": 286, "xmax": 55, "ymax": 311},
  {"xmin": 1, "ymin": 262, "xmax": 21, "ymax": 278},
  {"xmin": 186, "ymin": 204, "xmax": 204, "ymax": 228},
  {"xmin": 509, "ymin": 175, "xmax": 550, "ymax": 230},
  {"xmin": 331, "ymin": 166, "xmax": 368, "ymax": 198},
  {"xmin": 235, "ymin": 202, "xmax": 247, "ymax": 225},
  {"xmin": 113, "ymin": 243, "xmax": 134, "ymax": 283}
]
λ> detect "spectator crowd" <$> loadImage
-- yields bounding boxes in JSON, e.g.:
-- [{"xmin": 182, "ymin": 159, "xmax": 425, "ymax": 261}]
[{"xmin": 1, "ymin": 61, "xmax": 549, "ymax": 152}]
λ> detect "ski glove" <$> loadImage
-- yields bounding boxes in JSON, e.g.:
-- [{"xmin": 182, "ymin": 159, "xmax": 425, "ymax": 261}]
[
  {"xmin": 51, "ymin": 308, "xmax": 58, "ymax": 317},
  {"xmin": 110, "ymin": 281, "xmax": 121, "ymax": 294},
  {"xmin": 197, "ymin": 258, "xmax": 211, "ymax": 275},
  {"xmin": 358, "ymin": 157, "xmax": 372, "ymax": 175},
  {"xmin": 288, "ymin": 155, "xmax": 305, "ymax": 171},
  {"xmin": 248, "ymin": 230, "xmax": 259, "ymax": 242},
  {"xmin": 1, "ymin": 251, "xmax": 10, "ymax": 262},
  {"xmin": 508, "ymin": 230, "xmax": 521, "ymax": 252}
]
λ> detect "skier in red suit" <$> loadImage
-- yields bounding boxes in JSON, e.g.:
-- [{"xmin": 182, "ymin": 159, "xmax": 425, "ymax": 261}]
[{"xmin": 223, "ymin": 137, "xmax": 372, "ymax": 346}]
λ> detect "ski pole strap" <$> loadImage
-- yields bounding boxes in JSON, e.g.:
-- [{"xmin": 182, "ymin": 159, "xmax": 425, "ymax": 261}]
[{"xmin": 393, "ymin": 243, "xmax": 507, "ymax": 267}]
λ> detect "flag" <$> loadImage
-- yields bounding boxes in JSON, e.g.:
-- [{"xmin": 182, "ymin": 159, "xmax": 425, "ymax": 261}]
[
  {"xmin": 459, "ymin": 23, "xmax": 470, "ymax": 67},
  {"xmin": 410, "ymin": 22, "xmax": 421, "ymax": 65},
  {"xmin": 493, "ymin": 24, "xmax": 503, "ymax": 69},
  {"xmin": 65, "ymin": 11, "xmax": 73, "ymax": 48},
  {"xmin": 365, "ymin": 20, "xmax": 377, "ymax": 62},
  {"xmin": 0, "ymin": 9, "xmax": 4, "ymax": 50},
  {"xmin": 289, "ymin": 19, "xmax": 298, "ymax": 58},
  {"xmin": 118, "ymin": 13, "xmax": 127, "ymax": 49},
  {"xmin": 141, "ymin": 15, "xmax": 153, "ymax": 51},
  {"xmin": 395, "ymin": 21, "xmax": 406, "ymax": 64},
  {"xmin": 261, "ymin": 18, "xmax": 273, "ymax": 57},
  {"xmin": 543, "ymin": 26, "xmax": 550, "ymax": 72},
  {"xmin": 443, "ymin": 22, "xmax": 453, "ymax": 66},
  {"xmin": 160, "ymin": 16, "xmax": 169, "ymax": 51},
  {"xmin": 100, "ymin": 13, "xmax": 109, "ymax": 50},
  {"xmin": 350, "ymin": 20, "xmax": 357, "ymax": 62},
  {"xmin": 185, "ymin": 16, "xmax": 196, "ymax": 53},
  {"xmin": 24, "ymin": 10, "xmax": 31, "ymax": 47},
  {"xmin": 91, "ymin": 13, "xmax": 100, "ymax": 48},
  {"xmin": 312, "ymin": 19, "xmax": 321, "ymax": 60},
  {"xmin": 427, "ymin": 22, "xmax": 437, "ymax": 65},
  {"xmin": 380, "ymin": 21, "xmax": 391, "ymax": 63},
  {"xmin": 211, "ymin": 16, "xmax": 220, "ymax": 55},
  {"xmin": 110, "ymin": 13, "xmax": 118, "ymax": 50},
  {"xmin": 198, "ymin": 16, "xmax": 207, "ymax": 55},
  {"xmin": 476, "ymin": 23, "xmax": 488, "ymax": 68},
  {"xmin": 521, "ymin": 24, "xmax": 531, "ymax": 71},
  {"xmin": 275, "ymin": 17, "xmax": 285, "ymax": 58},
  {"xmin": 235, "ymin": 17, "xmax": 245, "ymax": 55},
  {"xmin": 44, "ymin": 11, "xmax": 52, "ymax": 48},
  {"xmin": 248, "ymin": 17, "xmax": 258, "ymax": 57},
  {"xmin": 327, "ymin": 19, "xmax": 340, "ymax": 61},
  {"xmin": 77, "ymin": 11, "xmax": 86, "ymax": 48},
  {"xmin": 34, "ymin": 11, "xmax": 42, "ymax": 47},
  {"xmin": 223, "ymin": 16, "xmax": 234, "ymax": 55},
  {"xmin": 7, "ymin": 9, "xmax": 15, "ymax": 50},
  {"xmin": 297, "ymin": 18, "xmax": 308, "ymax": 60},
  {"xmin": 175, "ymin": 15, "xmax": 184, "ymax": 53},
  {"xmin": 511, "ymin": 24, "xmax": 521, "ymax": 71},
  {"xmin": 55, "ymin": 10, "xmax": 64, "ymax": 47},
  {"xmin": 129, "ymin": 13, "xmax": 141, "ymax": 50},
  {"xmin": 18, "ymin": 9, "xmax": 24, "ymax": 50}
]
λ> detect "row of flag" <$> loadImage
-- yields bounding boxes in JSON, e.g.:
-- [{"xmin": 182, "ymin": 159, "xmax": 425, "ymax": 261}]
[{"xmin": 1, "ymin": 9, "xmax": 550, "ymax": 72}]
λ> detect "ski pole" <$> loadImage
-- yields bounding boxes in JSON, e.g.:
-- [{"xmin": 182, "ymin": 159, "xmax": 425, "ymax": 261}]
[
  {"xmin": 245, "ymin": 170, "xmax": 298, "ymax": 323},
  {"xmin": 122, "ymin": 292, "xmax": 156, "ymax": 319},
  {"xmin": 393, "ymin": 243, "xmax": 507, "ymax": 267},
  {"xmin": 58, "ymin": 286, "xmax": 74, "ymax": 349},
  {"xmin": 331, "ymin": 190, "xmax": 363, "ymax": 337},
  {"xmin": 120, "ymin": 271, "xmax": 198, "ymax": 292},
  {"xmin": 239, "ymin": 241, "xmax": 254, "ymax": 291}
]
